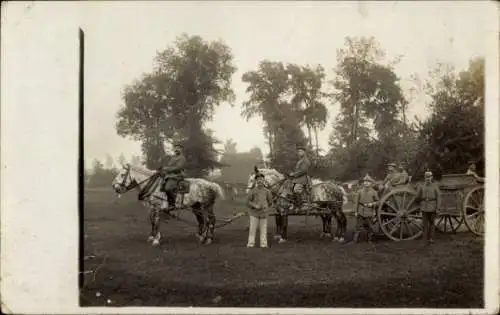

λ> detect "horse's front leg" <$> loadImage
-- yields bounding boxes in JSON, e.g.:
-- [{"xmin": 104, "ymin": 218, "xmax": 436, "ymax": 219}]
[
  {"xmin": 147, "ymin": 206, "xmax": 156, "ymax": 243},
  {"xmin": 332, "ymin": 207, "xmax": 347, "ymax": 243},
  {"xmin": 274, "ymin": 214, "xmax": 282, "ymax": 240},
  {"xmin": 150, "ymin": 206, "xmax": 162, "ymax": 247},
  {"xmin": 279, "ymin": 215, "xmax": 288, "ymax": 243}
]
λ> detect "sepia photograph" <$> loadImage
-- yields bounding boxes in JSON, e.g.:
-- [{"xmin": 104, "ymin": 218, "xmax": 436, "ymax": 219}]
[
  {"xmin": 79, "ymin": 1, "xmax": 494, "ymax": 309},
  {"xmin": 1, "ymin": 1, "xmax": 496, "ymax": 313}
]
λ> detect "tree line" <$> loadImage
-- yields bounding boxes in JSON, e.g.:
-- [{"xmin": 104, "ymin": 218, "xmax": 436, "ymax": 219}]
[{"xmin": 109, "ymin": 33, "xmax": 484, "ymax": 183}]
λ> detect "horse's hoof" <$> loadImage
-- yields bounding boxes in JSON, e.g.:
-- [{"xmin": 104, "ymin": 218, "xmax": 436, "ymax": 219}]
[
  {"xmin": 205, "ymin": 238, "xmax": 213, "ymax": 245},
  {"xmin": 333, "ymin": 236, "xmax": 339, "ymax": 241},
  {"xmin": 338, "ymin": 237, "xmax": 345, "ymax": 243},
  {"xmin": 325, "ymin": 233, "xmax": 333, "ymax": 238},
  {"xmin": 152, "ymin": 239, "xmax": 160, "ymax": 247},
  {"xmin": 278, "ymin": 238, "xmax": 287, "ymax": 244},
  {"xmin": 147, "ymin": 236, "xmax": 154, "ymax": 243}
]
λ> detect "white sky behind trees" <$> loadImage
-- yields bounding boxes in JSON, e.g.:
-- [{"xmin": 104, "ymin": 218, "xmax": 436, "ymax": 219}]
[{"xmin": 83, "ymin": 1, "xmax": 490, "ymax": 169}]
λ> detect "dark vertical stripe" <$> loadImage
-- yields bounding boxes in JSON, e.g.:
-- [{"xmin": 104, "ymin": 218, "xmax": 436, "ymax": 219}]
[{"xmin": 78, "ymin": 28, "xmax": 85, "ymax": 299}]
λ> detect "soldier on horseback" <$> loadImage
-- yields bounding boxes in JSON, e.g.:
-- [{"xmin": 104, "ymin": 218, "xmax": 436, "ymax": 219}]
[
  {"xmin": 287, "ymin": 145, "xmax": 312, "ymax": 209},
  {"xmin": 159, "ymin": 142, "xmax": 186, "ymax": 213}
]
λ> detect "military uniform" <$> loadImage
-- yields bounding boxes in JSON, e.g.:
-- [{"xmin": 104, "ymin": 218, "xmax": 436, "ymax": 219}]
[
  {"xmin": 161, "ymin": 148, "xmax": 187, "ymax": 210},
  {"xmin": 353, "ymin": 174, "xmax": 379, "ymax": 242},
  {"xmin": 382, "ymin": 163, "xmax": 404, "ymax": 191},
  {"xmin": 289, "ymin": 148, "xmax": 312, "ymax": 205},
  {"xmin": 395, "ymin": 169, "xmax": 409, "ymax": 186},
  {"xmin": 415, "ymin": 171, "xmax": 441, "ymax": 244}
]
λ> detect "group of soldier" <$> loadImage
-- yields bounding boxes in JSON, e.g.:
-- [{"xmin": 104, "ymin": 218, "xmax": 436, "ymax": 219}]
[{"xmin": 156, "ymin": 142, "xmax": 481, "ymax": 247}]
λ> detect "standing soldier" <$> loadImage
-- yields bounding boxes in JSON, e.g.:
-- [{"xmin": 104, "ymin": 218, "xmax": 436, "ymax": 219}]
[
  {"xmin": 288, "ymin": 145, "xmax": 312, "ymax": 209},
  {"xmin": 415, "ymin": 170, "xmax": 441, "ymax": 245},
  {"xmin": 352, "ymin": 174, "xmax": 379, "ymax": 243},
  {"xmin": 160, "ymin": 143, "xmax": 187, "ymax": 213}
]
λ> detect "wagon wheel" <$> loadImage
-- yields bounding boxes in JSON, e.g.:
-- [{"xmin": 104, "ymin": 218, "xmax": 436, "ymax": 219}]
[
  {"xmin": 377, "ymin": 188, "xmax": 422, "ymax": 241},
  {"xmin": 435, "ymin": 191, "xmax": 464, "ymax": 234},
  {"xmin": 462, "ymin": 186, "xmax": 485, "ymax": 236}
]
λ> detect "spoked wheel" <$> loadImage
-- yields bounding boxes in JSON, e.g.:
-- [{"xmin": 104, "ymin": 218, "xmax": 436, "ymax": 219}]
[
  {"xmin": 435, "ymin": 214, "xmax": 464, "ymax": 233},
  {"xmin": 377, "ymin": 188, "xmax": 423, "ymax": 241},
  {"xmin": 462, "ymin": 186, "xmax": 485, "ymax": 236}
]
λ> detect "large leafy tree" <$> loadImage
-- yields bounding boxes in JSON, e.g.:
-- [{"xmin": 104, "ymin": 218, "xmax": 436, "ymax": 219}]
[
  {"xmin": 116, "ymin": 34, "xmax": 236, "ymax": 175},
  {"xmin": 242, "ymin": 61, "xmax": 322, "ymax": 171},
  {"xmin": 287, "ymin": 64, "xmax": 328, "ymax": 155},
  {"xmin": 412, "ymin": 58, "xmax": 485, "ymax": 178},
  {"xmin": 328, "ymin": 36, "xmax": 408, "ymax": 179}
]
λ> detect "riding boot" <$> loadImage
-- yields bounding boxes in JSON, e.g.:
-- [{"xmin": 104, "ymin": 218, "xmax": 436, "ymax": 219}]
[{"xmin": 166, "ymin": 192, "xmax": 176, "ymax": 212}]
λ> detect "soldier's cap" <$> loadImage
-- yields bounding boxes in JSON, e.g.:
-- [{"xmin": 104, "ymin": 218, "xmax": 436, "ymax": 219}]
[
  {"xmin": 362, "ymin": 174, "xmax": 375, "ymax": 183},
  {"xmin": 468, "ymin": 160, "xmax": 476, "ymax": 165},
  {"xmin": 424, "ymin": 170, "xmax": 433, "ymax": 178},
  {"xmin": 173, "ymin": 142, "xmax": 184, "ymax": 149},
  {"xmin": 296, "ymin": 145, "xmax": 307, "ymax": 151},
  {"xmin": 387, "ymin": 162, "xmax": 397, "ymax": 167}
]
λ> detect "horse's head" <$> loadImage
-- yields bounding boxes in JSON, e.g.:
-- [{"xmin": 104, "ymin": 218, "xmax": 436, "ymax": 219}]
[
  {"xmin": 245, "ymin": 166, "xmax": 284, "ymax": 194},
  {"xmin": 246, "ymin": 166, "xmax": 259, "ymax": 194},
  {"xmin": 111, "ymin": 163, "xmax": 137, "ymax": 194}
]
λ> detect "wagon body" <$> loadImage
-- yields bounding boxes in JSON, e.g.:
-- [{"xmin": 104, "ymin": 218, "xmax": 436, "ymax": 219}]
[{"xmin": 374, "ymin": 173, "xmax": 484, "ymax": 241}]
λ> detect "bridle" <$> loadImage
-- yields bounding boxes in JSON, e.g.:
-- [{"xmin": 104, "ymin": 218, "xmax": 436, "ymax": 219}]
[
  {"xmin": 247, "ymin": 172, "xmax": 287, "ymax": 193},
  {"xmin": 115, "ymin": 165, "xmax": 156, "ymax": 195}
]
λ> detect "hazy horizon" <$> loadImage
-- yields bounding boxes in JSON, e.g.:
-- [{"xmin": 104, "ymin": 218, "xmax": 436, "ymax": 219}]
[{"xmin": 83, "ymin": 1, "xmax": 490, "ymax": 169}]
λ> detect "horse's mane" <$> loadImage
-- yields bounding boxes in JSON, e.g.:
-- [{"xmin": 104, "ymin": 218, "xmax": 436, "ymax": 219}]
[
  {"xmin": 257, "ymin": 168, "xmax": 284, "ymax": 179},
  {"xmin": 128, "ymin": 164, "xmax": 155, "ymax": 176},
  {"xmin": 127, "ymin": 164, "xmax": 221, "ymax": 188}
]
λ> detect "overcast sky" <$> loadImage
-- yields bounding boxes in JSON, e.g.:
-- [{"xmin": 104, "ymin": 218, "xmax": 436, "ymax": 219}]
[{"xmin": 82, "ymin": 1, "xmax": 490, "ymax": 168}]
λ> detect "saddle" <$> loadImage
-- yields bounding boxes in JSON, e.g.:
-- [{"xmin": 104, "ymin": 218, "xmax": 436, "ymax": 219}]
[
  {"xmin": 178, "ymin": 180, "xmax": 190, "ymax": 194},
  {"xmin": 161, "ymin": 176, "xmax": 190, "ymax": 194}
]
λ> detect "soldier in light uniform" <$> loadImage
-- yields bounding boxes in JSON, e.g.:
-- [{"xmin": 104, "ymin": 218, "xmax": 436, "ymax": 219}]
[
  {"xmin": 287, "ymin": 145, "xmax": 312, "ymax": 208},
  {"xmin": 381, "ymin": 162, "xmax": 402, "ymax": 191},
  {"xmin": 246, "ymin": 173, "xmax": 273, "ymax": 248},
  {"xmin": 466, "ymin": 160, "xmax": 484, "ymax": 182},
  {"xmin": 353, "ymin": 174, "xmax": 379, "ymax": 243},
  {"xmin": 415, "ymin": 170, "xmax": 441, "ymax": 245},
  {"xmin": 396, "ymin": 163, "xmax": 409, "ymax": 185},
  {"xmin": 160, "ymin": 143, "xmax": 187, "ymax": 212}
]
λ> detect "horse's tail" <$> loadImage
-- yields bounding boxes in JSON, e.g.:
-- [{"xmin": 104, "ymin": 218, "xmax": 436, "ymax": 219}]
[{"xmin": 211, "ymin": 182, "xmax": 226, "ymax": 200}]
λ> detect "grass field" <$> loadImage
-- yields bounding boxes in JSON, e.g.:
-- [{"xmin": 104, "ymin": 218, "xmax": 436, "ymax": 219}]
[{"xmin": 81, "ymin": 187, "xmax": 484, "ymax": 308}]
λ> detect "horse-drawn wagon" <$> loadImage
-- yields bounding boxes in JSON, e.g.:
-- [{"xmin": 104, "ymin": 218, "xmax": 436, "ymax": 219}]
[{"xmin": 372, "ymin": 173, "xmax": 484, "ymax": 241}]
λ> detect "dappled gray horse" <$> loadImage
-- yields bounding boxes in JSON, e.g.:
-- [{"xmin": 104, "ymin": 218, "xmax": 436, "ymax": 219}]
[
  {"xmin": 112, "ymin": 163, "xmax": 225, "ymax": 247},
  {"xmin": 246, "ymin": 167, "xmax": 348, "ymax": 243}
]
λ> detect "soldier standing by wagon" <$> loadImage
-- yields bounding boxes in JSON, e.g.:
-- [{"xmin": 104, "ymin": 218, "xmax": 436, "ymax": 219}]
[
  {"xmin": 415, "ymin": 170, "xmax": 441, "ymax": 245},
  {"xmin": 352, "ymin": 174, "xmax": 379, "ymax": 243},
  {"xmin": 159, "ymin": 143, "xmax": 187, "ymax": 213}
]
